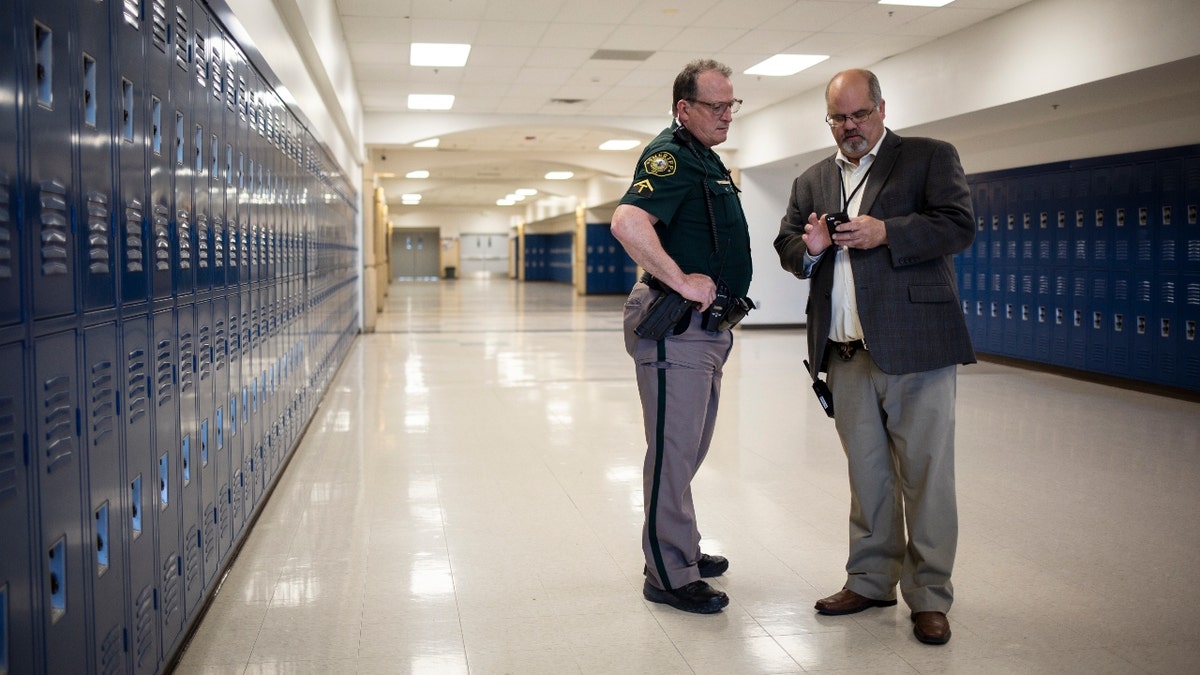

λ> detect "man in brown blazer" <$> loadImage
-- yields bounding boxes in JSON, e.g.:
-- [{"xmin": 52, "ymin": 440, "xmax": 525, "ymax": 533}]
[{"xmin": 774, "ymin": 69, "xmax": 976, "ymax": 645}]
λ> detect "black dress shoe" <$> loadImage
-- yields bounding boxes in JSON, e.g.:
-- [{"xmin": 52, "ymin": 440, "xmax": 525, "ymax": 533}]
[
  {"xmin": 643, "ymin": 580, "xmax": 729, "ymax": 614},
  {"xmin": 698, "ymin": 553, "xmax": 729, "ymax": 578}
]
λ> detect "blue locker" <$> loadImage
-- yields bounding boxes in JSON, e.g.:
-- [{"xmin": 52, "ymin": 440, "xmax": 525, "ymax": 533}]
[
  {"xmin": 1185, "ymin": 155, "xmax": 1200, "ymax": 275},
  {"xmin": 195, "ymin": 298, "xmax": 220, "ymax": 586},
  {"xmin": 1032, "ymin": 270, "xmax": 1053, "ymax": 363},
  {"xmin": 146, "ymin": 0, "xmax": 176, "ymax": 302},
  {"xmin": 34, "ymin": 329, "xmax": 89, "ymax": 675},
  {"xmin": 192, "ymin": 2, "xmax": 216, "ymax": 295},
  {"xmin": 1181, "ymin": 274, "xmax": 1199, "ymax": 390},
  {"xmin": 120, "ymin": 313, "xmax": 161, "ymax": 675},
  {"xmin": 1015, "ymin": 268, "xmax": 1035, "ymax": 359},
  {"xmin": 225, "ymin": 293, "xmax": 245, "ymax": 537},
  {"xmin": 175, "ymin": 303, "xmax": 204, "ymax": 619},
  {"xmin": 172, "ymin": 0, "xmax": 196, "ymax": 299},
  {"xmin": 1130, "ymin": 272, "xmax": 1156, "ymax": 381},
  {"xmin": 1156, "ymin": 158, "xmax": 1184, "ymax": 274},
  {"xmin": 0, "ymin": 341, "xmax": 36, "ymax": 675},
  {"xmin": 151, "ymin": 307, "xmax": 183, "ymax": 655},
  {"xmin": 1131, "ymin": 163, "xmax": 1157, "ymax": 271},
  {"xmin": 1049, "ymin": 270, "xmax": 1070, "ymax": 364},
  {"xmin": 112, "ymin": 0, "xmax": 151, "ymax": 306},
  {"xmin": 212, "ymin": 295, "xmax": 233, "ymax": 561},
  {"xmin": 1065, "ymin": 271, "xmax": 1088, "ymax": 370},
  {"xmin": 27, "ymin": 2, "xmax": 79, "ymax": 321},
  {"xmin": 1154, "ymin": 273, "xmax": 1181, "ymax": 386},
  {"xmin": 83, "ymin": 322, "xmax": 129, "ymax": 674},
  {"xmin": 77, "ymin": 0, "xmax": 117, "ymax": 313},
  {"xmin": 1084, "ymin": 272, "xmax": 1111, "ymax": 374},
  {"xmin": 1107, "ymin": 272, "xmax": 1133, "ymax": 378},
  {"xmin": 1, "ymin": 6, "xmax": 22, "ymax": 328}
]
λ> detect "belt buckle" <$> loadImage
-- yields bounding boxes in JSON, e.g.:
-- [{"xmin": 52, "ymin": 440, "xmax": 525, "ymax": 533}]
[{"xmin": 837, "ymin": 341, "xmax": 858, "ymax": 361}]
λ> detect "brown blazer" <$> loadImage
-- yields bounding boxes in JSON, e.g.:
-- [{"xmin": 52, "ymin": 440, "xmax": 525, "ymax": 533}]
[{"xmin": 775, "ymin": 130, "xmax": 977, "ymax": 376}]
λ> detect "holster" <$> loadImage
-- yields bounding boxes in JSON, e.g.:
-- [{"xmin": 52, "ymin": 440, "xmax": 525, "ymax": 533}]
[{"xmin": 634, "ymin": 288, "xmax": 694, "ymax": 340}]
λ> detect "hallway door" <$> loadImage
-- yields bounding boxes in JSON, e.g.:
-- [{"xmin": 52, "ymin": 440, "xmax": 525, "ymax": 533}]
[
  {"xmin": 460, "ymin": 234, "xmax": 509, "ymax": 276},
  {"xmin": 390, "ymin": 228, "xmax": 441, "ymax": 280}
]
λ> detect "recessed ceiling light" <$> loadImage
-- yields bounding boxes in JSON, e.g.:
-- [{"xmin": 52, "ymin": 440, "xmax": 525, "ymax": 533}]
[
  {"xmin": 405, "ymin": 170, "xmax": 430, "ymax": 179},
  {"xmin": 408, "ymin": 95, "xmax": 454, "ymax": 110},
  {"xmin": 413, "ymin": 138, "xmax": 440, "ymax": 148},
  {"xmin": 878, "ymin": 0, "xmax": 955, "ymax": 6},
  {"xmin": 545, "ymin": 171, "xmax": 574, "ymax": 180},
  {"xmin": 496, "ymin": 198, "xmax": 515, "ymax": 206},
  {"xmin": 411, "ymin": 43, "xmax": 471, "ymax": 67},
  {"xmin": 599, "ymin": 139, "xmax": 641, "ymax": 151},
  {"xmin": 515, "ymin": 188, "xmax": 538, "ymax": 196},
  {"xmin": 401, "ymin": 193, "xmax": 421, "ymax": 201},
  {"xmin": 744, "ymin": 54, "xmax": 829, "ymax": 77}
]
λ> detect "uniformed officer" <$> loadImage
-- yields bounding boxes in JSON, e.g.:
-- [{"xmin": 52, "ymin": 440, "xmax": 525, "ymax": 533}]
[{"xmin": 611, "ymin": 59, "xmax": 753, "ymax": 614}]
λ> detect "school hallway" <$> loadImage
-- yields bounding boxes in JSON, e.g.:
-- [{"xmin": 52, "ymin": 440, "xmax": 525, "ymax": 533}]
[{"xmin": 172, "ymin": 276, "xmax": 1200, "ymax": 674}]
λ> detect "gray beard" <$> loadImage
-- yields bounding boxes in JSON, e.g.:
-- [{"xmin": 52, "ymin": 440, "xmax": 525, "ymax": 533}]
[{"xmin": 841, "ymin": 136, "xmax": 869, "ymax": 157}]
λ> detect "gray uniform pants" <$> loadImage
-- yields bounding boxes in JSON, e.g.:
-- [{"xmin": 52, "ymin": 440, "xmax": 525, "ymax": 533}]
[
  {"xmin": 826, "ymin": 350, "xmax": 959, "ymax": 613},
  {"xmin": 623, "ymin": 282, "xmax": 733, "ymax": 591}
]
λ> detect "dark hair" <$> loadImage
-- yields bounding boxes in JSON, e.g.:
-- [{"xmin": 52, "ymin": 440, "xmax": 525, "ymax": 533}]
[
  {"xmin": 826, "ymin": 68, "xmax": 883, "ymax": 106},
  {"xmin": 672, "ymin": 59, "xmax": 733, "ymax": 114}
]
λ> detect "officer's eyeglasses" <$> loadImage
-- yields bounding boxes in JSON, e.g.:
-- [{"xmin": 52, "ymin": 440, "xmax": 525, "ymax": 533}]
[
  {"xmin": 825, "ymin": 107, "xmax": 877, "ymax": 127},
  {"xmin": 689, "ymin": 98, "xmax": 742, "ymax": 116}
]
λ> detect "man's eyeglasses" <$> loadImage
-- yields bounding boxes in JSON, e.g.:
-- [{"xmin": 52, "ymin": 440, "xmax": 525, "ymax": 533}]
[
  {"xmin": 689, "ymin": 98, "xmax": 743, "ymax": 116},
  {"xmin": 825, "ymin": 107, "xmax": 877, "ymax": 127}
]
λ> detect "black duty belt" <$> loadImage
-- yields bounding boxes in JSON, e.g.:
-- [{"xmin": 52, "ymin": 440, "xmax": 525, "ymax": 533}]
[
  {"xmin": 640, "ymin": 272, "xmax": 668, "ymax": 293},
  {"xmin": 831, "ymin": 339, "xmax": 866, "ymax": 361}
]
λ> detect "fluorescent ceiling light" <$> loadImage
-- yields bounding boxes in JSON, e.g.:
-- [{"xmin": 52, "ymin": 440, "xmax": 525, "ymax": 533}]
[
  {"xmin": 413, "ymin": 138, "xmax": 440, "ymax": 148},
  {"xmin": 545, "ymin": 171, "xmax": 574, "ymax": 180},
  {"xmin": 599, "ymin": 139, "xmax": 641, "ymax": 151},
  {"xmin": 496, "ymin": 198, "xmax": 515, "ymax": 206},
  {"xmin": 515, "ymin": 188, "xmax": 538, "ymax": 196},
  {"xmin": 879, "ymin": 0, "xmax": 954, "ymax": 6},
  {"xmin": 401, "ymin": 193, "xmax": 421, "ymax": 202},
  {"xmin": 507, "ymin": 193, "xmax": 526, "ymax": 201},
  {"xmin": 744, "ymin": 54, "xmax": 829, "ymax": 77},
  {"xmin": 411, "ymin": 43, "xmax": 471, "ymax": 67},
  {"xmin": 405, "ymin": 170, "xmax": 430, "ymax": 179},
  {"xmin": 408, "ymin": 94, "xmax": 454, "ymax": 110}
]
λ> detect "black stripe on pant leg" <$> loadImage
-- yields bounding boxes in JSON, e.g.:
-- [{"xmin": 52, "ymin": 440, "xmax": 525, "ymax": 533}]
[{"xmin": 648, "ymin": 338, "xmax": 672, "ymax": 590}]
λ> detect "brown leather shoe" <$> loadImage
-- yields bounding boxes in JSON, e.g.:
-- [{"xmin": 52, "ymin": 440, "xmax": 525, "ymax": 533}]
[
  {"xmin": 814, "ymin": 588, "xmax": 898, "ymax": 615},
  {"xmin": 911, "ymin": 611, "xmax": 952, "ymax": 645}
]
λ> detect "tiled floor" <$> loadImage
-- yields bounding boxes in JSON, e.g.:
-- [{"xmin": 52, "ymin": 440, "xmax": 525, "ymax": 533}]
[{"xmin": 173, "ymin": 276, "xmax": 1200, "ymax": 674}]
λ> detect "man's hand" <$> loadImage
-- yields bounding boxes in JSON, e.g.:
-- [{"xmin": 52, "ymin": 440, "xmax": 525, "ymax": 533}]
[
  {"xmin": 831, "ymin": 214, "xmax": 888, "ymax": 249},
  {"xmin": 676, "ymin": 273, "xmax": 717, "ymax": 312}
]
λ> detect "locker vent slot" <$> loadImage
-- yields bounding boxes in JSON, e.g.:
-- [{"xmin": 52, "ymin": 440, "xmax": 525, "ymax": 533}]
[
  {"xmin": 125, "ymin": 0, "xmax": 144, "ymax": 31},
  {"xmin": 0, "ymin": 183, "xmax": 11, "ymax": 280},
  {"xmin": 177, "ymin": 208, "xmax": 191, "ymax": 270},
  {"xmin": 151, "ymin": 0, "xmax": 168, "ymax": 50},
  {"xmin": 196, "ymin": 213, "xmax": 209, "ymax": 269},
  {"xmin": 89, "ymin": 358, "xmax": 115, "ymax": 444},
  {"xmin": 41, "ymin": 372, "xmax": 75, "ymax": 473},
  {"xmin": 213, "ymin": 218, "xmax": 225, "ymax": 268},
  {"xmin": 87, "ymin": 192, "xmax": 112, "ymax": 275},
  {"xmin": 153, "ymin": 204, "xmax": 169, "ymax": 271},
  {"xmin": 0, "ymin": 394, "xmax": 17, "ymax": 500},
  {"xmin": 124, "ymin": 198, "xmax": 145, "ymax": 273},
  {"xmin": 174, "ymin": 7, "xmax": 190, "ymax": 71},
  {"xmin": 194, "ymin": 33, "xmax": 207, "ymax": 89},
  {"xmin": 38, "ymin": 181, "xmax": 70, "ymax": 277}
]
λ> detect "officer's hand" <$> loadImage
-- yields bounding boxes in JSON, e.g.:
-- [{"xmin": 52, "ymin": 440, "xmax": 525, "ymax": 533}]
[
  {"xmin": 677, "ymin": 273, "xmax": 717, "ymax": 312},
  {"xmin": 802, "ymin": 212, "xmax": 832, "ymax": 256}
]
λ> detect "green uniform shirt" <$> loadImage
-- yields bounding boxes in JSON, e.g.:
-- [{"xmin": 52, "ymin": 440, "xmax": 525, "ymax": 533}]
[{"xmin": 619, "ymin": 124, "xmax": 752, "ymax": 298}]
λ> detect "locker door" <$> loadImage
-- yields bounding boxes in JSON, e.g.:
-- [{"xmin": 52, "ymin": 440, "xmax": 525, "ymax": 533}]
[
  {"xmin": 83, "ymin": 322, "xmax": 128, "ymax": 674},
  {"xmin": 78, "ymin": 0, "xmax": 117, "ymax": 313},
  {"xmin": 176, "ymin": 303, "xmax": 204, "ymax": 618},
  {"xmin": 225, "ymin": 294, "xmax": 245, "ymax": 536},
  {"xmin": 172, "ymin": 0, "xmax": 196, "ymax": 299},
  {"xmin": 195, "ymin": 298, "xmax": 219, "ymax": 586},
  {"xmin": 34, "ymin": 329, "xmax": 88, "ymax": 675},
  {"xmin": 148, "ymin": 0, "xmax": 176, "ymax": 301},
  {"xmin": 151, "ymin": 308, "xmax": 183, "ymax": 654},
  {"xmin": 113, "ymin": 0, "xmax": 151, "ymax": 306},
  {"xmin": 191, "ymin": 3, "xmax": 213, "ymax": 296},
  {"xmin": 121, "ymin": 313, "xmax": 161, "ymax": 675},
  {"xmin": 0, "ymin": 341, "xmax": 35, "ymax": 675},
  {"xmin": 27, "ymin": 2, "xmax": 79, "ymax": 320},
  {"xmin": 0, "ymin": 5, "xmax": 21, "ymax": 327},
  {"xmin": 211, "ymin": 295, "xmax": 232, "ymax": 562}
]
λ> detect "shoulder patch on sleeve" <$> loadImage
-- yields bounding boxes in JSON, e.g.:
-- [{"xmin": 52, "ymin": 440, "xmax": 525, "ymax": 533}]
[
  {"xmin": 628, "ymin": 178, "xmax": 654, "ymax": 196},
  {"xmin": 644, "ymin": 151, "xmax": 676, "ymax": 177}
]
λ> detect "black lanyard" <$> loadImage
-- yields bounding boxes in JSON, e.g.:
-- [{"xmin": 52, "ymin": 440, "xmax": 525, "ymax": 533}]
[{"xmin": 839, "ymin": 157, "xmax": 875, "ymax": 213}]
